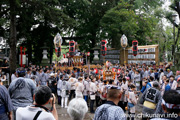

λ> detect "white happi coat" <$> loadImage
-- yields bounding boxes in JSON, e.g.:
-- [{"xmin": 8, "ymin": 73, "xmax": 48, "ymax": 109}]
[
  {"xmin": 128, "ymin": 91, "xmax": 137, "ymax": 113},
  {"xmin": 68, "ymin": 77, "xmax": 78, "ymax": 90},
  {"xmin": 170, "ymin": 80, "xmax": 177, "ymax": 90},
  {"xmin": 75, "ymin": 82, "xmax": 84, "ymax": 98},
  {"xmin": 120, "ymin": 81, "xmax": 128, "ymax": 102}
]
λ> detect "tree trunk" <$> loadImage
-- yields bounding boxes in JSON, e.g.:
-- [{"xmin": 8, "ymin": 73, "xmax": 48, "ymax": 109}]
[{"xmin": 9, "ymin": 0, "xmax": 17, "ymax": 83}]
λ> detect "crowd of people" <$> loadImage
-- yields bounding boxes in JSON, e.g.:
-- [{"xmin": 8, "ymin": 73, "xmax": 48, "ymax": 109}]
[{"xmin": 0, "ymin": 61, "xmax": 180, "ymax": 120}]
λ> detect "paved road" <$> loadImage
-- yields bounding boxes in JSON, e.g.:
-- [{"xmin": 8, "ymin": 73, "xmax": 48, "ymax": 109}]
[
  {"xmin": 46, "ymin": 97, "xmax": 143, "ymax": 120},
  {"xmin": 46, "ymin": 103, "xmax": 93, "ymax": 120}
]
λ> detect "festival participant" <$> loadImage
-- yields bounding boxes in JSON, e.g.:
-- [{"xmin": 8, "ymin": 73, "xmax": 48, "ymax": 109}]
[
  {"xmin": 57, "ymin": 75, "xmax": 63, "ymax": 105},
  {"xmin": 130, "ymin": 68, "xmax": 135, "ymax": 83},
  {"xmin": 140, "ymin": 79, "xmax": 151, "ymax": 93},
  {"xmin": 100, "ymin": 80, "xmax": 107, "ymax": 104},
  {"xmin": 68, "ymin": 74, "xmax": 78, "ymax": 100},
  {"xmin": 127, "ymin": 84, "xmax": 137, "ymax": 120},
  {"xmin": 47, "ymin": 73, "xmax": 57, "ymax": 95},
  {"xmin": 75, "ymin": 77, "xmax": 84, "ymax": 98},
  {"xmin": 39, "ymin": 68, "xmax": 48, "ymax": 86},
  {"xmin": 30, "ymin": 76, "xmax": 37, "ymax": 87},
  {"xmin": 134, "ymin": 70, "xmax": 141, "ymax": 91},
  {"xmin": 164, "ymin": 79, "xmax": 171, "ymax": 92},
  {"xmin": 143, "ymin": 67, "xmax": 149, "ymax": 79},
  {"xmin": 95, "ymin": 76, "xmax": 101, "ymax": 107},
  {"xmin": 60, "ymin": 77, "xmax": 70, "ymax": 108},
  {"xmin": 25, "ymin": 68, "xmax": 32, "ymax": 79},
  {"xmin": 175, "ymin": 71, "xmax": 180, "ymax": 81},
  {"xmin": 176, "ymin": 79, "xmax": 180, "ymax": 93},
  {"xmin": 161, "ymin": 75, "xmax": 168, "ymax": 96},
  {"xmin": 67, "ymin": 98, "xmax": 88, "ymax": 120},
  {"xmin": 0, "ymin": 84, "xmax": 14, "ymax": 120},
  {"xmin": 167, "ymin": 69, "xmax": 173, "ymax": 78},
  {"xmin": 149, "ymin": 69, "xmax": 155, "ymax": 81},
  {"xmin": 159, "ymin": 69, "xmax": 164, "ymax": 85},
  {"xmin": 94, "ymin": 86, "xmax": 126, "ymax": 120},
  {"xmin": 11, "ymin": 71, "xmax": 17, "ymax": 81},
  {"xmin": 16, "ymin": 86, "xmax": 58, "ymax": 120},
  {"xmin": 151, "ymin": 90, "xmax": 180, "ymax": 120},
  {"xmin": 31, "ymin": 70, "xmax": 40, "ymax": 87},
  {"xmin": 0, "ymin": 69, "xmax": 6, "ymax": 84},
  {"xmin": 8, "ymin": 67, "xmax": 36, "ymax": 119},
  {"xmin": 149, "ymin": 76, "xmax": 155, "ymax": 87},
  {"xmin": 168, "ymin": 75, "xmax": 177, "ymax": 90},
  {"xmin": 154, "ymin": 69, "xmax": 159, "ymax": 81},
  {"xmin": 1, "ymin": 58, "xmax": 9, "ymax": 75},
  {"xmin": 119, "ymin": 78, "xmax": 128, "ymax": 112},
  {"xmin": 139, "ymin": 81, "xmax": 161, "ymax": 120},
  {"xmin": 90, "ymin": 77, "xmax": 97, "ymax": 113},
  {"xmin": 83, "ymin": 76, "xmax": 90, "ymax": 103}
]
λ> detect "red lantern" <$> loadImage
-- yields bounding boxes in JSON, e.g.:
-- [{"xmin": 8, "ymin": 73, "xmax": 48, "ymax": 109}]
[
  {"xmin": 101, "ymin": 40, "xmax": 107, "ymax": 56},
  {"xmin": 117, "ymin": 69, "xmax": 121, "ymax": 74},
  {"xmin": 87, "ymin": 52, "xmax": 90, "ymax": 56},
  {"xmin": 67, "ymin": 53, "xmax": 69, "ymax": 57},
  {"xmin": 63, "ymin": 54, "xmax": 66, "ymax": 58},
  {"xmin": 69, "ymin": 41, "xmax": 75, "ymax": 57},
  {"xmin": 132, "ymin": 40, "xmax": 138, "ymax": 56},
  {"xmin": 94, "ymin": 68, "xmax": 98, "ymax": 74}
]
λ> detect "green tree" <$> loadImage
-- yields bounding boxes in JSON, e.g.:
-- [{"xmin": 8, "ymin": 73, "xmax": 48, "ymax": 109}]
[
  {"xmin": 165, "ymin": 0, "xmax": 180, "ymax": 62},
  {"xmin": 0, "ymin": 0, "xmax": 75, "ymax": 80},
  {"xmin": 100, "ymin": 1, "xmax": 159, "ymax": 48}
]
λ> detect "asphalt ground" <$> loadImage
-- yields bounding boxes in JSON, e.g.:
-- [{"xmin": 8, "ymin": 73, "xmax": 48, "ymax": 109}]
[{"xmin": 46, "ymin": 97, "xmax": 143, "ymax": 120}]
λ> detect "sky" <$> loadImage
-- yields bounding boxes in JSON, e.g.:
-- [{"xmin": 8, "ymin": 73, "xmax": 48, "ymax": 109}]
[{"xmin": 162, "ymin": 0, "xmax": 179, "ymax": 26}]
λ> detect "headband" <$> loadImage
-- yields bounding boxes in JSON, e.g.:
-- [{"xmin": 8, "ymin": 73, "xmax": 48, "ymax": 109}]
[{"xmin": 162, "ymin": 99, "xmax": 180, "ymax": 109}]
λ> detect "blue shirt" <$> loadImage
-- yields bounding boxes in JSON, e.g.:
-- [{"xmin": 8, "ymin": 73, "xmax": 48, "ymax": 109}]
[
  {"xmin": 94, "ymin": 101, "xmax": 126, "ymax": 120},
  {"xmin": 165, "ymin": 84, "xmax": 171, "ymax": 91},
  {"xmin": 8, "ymin": 77, "xmax": 36, "ymax": 109},
  {"xmin": 141, "ymin": 82, "xmax": 151, "ymax": 93},
  {"xmin": 0, "ymin": 85, "xmax": 14, "ymax": 119}
]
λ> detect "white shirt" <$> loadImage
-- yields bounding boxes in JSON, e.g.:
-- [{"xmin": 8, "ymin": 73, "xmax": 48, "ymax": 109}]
[
  {"xmin": 90, "ymin": 82, "xmax": 97, "ymax": 94},
  {"xmin": 128, "ymin": 91, "xmax": 137, "ymax": 113},
  {"xmin": 68, "ymin": 77, "xmax": 78, "ymax": 90},
  {"xmin": 16, "ymin": 106, "xmax": 55, "ymax": 120},
  {"xmin": 170, "ymin": 80, "xmax": 177, "ymax": 90},
  {"xmin": 75, "ymin": 82, "xmax": 84, "ymax": 98},
  {"xmin": 11, "ymin": 74, "xmax": 17, "ymax": 81},
  {"xmin": 159, "ymin": 72, "xmax": 164, "ymax": 85}
]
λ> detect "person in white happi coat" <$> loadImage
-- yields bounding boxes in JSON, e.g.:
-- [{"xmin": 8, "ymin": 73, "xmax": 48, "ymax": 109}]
[
  {"xmin": 60, "ymin": 77, "xmax": 71, "ymax": 108},
  {"xmin": 143, "ymin": 68, "xmax": 149, "ymax": 79},
  {"xmin": 127, "ymin": 84, "xmax": 137, "ymax": 120},
  {"xmin": 57, "ymin": 75, "xmax": 63, "ymax": 105},
  {"xmin": 99, "ymin": 80, "xmax": 107, "ymax": 104},
  {"xmin": 68, "ymin": 74, "xmax": 78, "ymax": 100},
  {"xmin": 75, "ymin": 77, "xmax": 84, "ymax": 98},
  {"xmin": 134, "ymin": 70, "xmax": 141, "ymax": 91},
  {"xmin": 89, "ymin": 77, "xmax": 97, "ymax": 113},
  {"xmin": 161, "ymin": 75, "xmax": 167, "ymax": 96},
  {"xmin": 169, "ymin": 75, "xmax": 177, "ymax": 90},
  {"xmin": 25, "ymin": 68, "xmax": 32, "ymax": 79},
  {"xmin": 159, "ymin": 69, "xmax": 164, "ymax": 85},
  {"xmin": 119, "ymin": 78, "xmax": 128, "ymax": 112}
]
